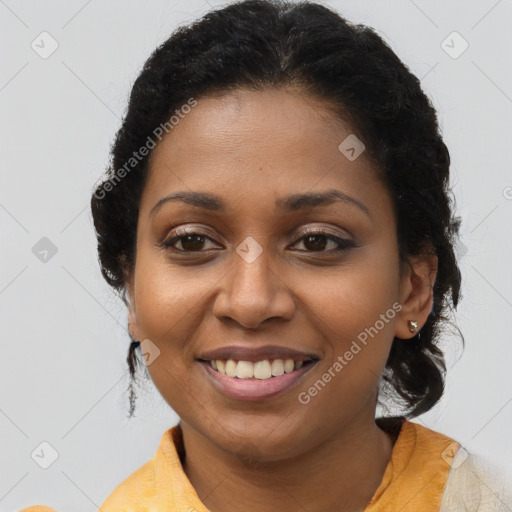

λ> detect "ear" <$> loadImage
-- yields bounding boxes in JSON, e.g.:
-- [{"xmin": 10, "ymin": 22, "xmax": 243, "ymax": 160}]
[
  {"xmin": 121, "ymin": 256, "xmax": 139, "ymax": 342},
  {"xmin": 395, "ymin": 252, "xmax": 438, "ymax": 339}
]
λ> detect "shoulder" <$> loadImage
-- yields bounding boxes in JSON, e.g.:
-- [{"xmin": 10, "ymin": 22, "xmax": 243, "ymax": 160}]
[
  {"xmin": 16, "ymin": 461, "xmax": 156, "ymax": 512},
  {"xmin": 372, "ymin": 419, "xmax": 512, "ymax": 511},
  {"xmin": 440, "ymin": 449, "xmax": 512, "ymax": 512},
  {"xmin": 99, "ymin": 457, "xmax": 157, "ymax": 511},
  {"xmin": 399, "ymin": 421, "xmax": 512, "ymax": 510},
  {"xmin": 17, "ymin": 507, "xmax": 58, "ymax": 512},
  {"xmin": 99, "ymin": 426, "xmax": 181, "ymax": 511},
  {"xmin": 18, "ymin": 429, "xmax": 177, "ymax": 512}
]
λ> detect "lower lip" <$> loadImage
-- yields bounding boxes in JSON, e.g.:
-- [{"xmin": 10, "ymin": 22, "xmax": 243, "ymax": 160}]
[{"xmin": 199, "ymin": 361, "xmax": 316, "ymax": 402}]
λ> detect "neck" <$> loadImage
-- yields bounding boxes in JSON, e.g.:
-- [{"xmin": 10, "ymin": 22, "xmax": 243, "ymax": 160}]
[{"xmin": 181, "ymin": 409, "xmax": 395, "ymax": 512}]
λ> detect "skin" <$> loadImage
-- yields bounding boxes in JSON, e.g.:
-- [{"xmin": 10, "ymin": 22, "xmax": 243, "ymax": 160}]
[{"xmin": 126, "ymin": 87, "xmax": 437, "ymax": 512}]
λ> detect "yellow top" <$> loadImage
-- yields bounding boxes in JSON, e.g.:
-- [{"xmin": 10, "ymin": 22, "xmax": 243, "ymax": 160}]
[{"xmin": 18, "ymin": 419, "xmax": 460, "ymax": 512}]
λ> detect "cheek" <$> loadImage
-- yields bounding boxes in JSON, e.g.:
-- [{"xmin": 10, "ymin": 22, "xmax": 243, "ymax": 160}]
[
  {"xmin": 294, "ymin": 254, "xmax": 400, "ymax": 411},
  {"xmin": 300, "ymin": 250, "xmax": 400, "ymax": 342},
  {"xmin": 131, "ymin": 256, "xmax": 217, "ymax": 395},
  {"xmin": 132, "ymin": 248, "xmax": 218, "ymax": 346}
]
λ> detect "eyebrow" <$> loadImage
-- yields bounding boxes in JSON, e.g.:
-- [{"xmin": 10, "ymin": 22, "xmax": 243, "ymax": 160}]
[{"xmin": 149, "ymin": 189, "xmax": 371, "ymax": 219}]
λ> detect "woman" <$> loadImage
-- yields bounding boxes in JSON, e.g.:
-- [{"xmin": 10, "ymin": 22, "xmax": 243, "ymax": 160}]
[{"xmin": 20, "ymin": 0, "xmax": 512, "ymax": 510}]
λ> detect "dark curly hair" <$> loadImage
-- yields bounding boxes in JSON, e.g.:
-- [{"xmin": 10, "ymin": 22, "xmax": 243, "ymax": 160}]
[{"xmin": 90, "ymin": 0, "xmax": 462, "ymax": 420}]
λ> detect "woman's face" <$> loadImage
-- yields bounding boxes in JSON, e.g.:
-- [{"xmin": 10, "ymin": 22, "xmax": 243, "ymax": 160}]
[{"xmin": 127, "ymin": 87, "xmax": 412, "ymax": 460}]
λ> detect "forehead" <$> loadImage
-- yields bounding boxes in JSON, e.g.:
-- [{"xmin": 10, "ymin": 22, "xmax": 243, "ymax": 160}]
[{"xmin": 141, "ymin": 87, "xmax": 385, "ymax": 218}]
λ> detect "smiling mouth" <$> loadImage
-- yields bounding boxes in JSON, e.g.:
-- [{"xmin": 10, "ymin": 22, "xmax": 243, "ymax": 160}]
[{"xmin": 197, "ymin": 357, "xmax": 318, "ymax": 380}]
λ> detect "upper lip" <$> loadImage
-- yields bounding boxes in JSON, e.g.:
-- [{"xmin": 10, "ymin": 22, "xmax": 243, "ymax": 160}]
[{"xmin": 197, "ymin": 345, "xmax": 319, "ymax": 363}]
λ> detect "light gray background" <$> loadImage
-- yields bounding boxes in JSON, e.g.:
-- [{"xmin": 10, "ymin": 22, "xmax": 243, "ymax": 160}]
[{"xmin": 1, "ymin": 0, "xmax": 511, "ymax": 510}]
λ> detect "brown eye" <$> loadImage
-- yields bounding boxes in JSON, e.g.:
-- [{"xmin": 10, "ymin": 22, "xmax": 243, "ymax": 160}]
[
  {"xmin": 302, "ymin": 234, "xmax": 329, "ymax": 251},
  {"xmin": 291, "ymin": 231, "xmax": 355, "ymax": 253},
  {"xmin": 175, "ymin": 234, "xmax": 207, "ymax": 251},
  {"xmin": 160, "ymin": 228, "xmax": 355, "ymax": 254},
  {"xmin": 161, "ymin": 230, "xmax": 219, "ymax": 252}
]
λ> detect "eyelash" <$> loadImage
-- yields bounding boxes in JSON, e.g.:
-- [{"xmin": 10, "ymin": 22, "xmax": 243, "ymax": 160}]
[{"xmin": 160, "ymin": 227, "xmax": 355, "ymax": 254}]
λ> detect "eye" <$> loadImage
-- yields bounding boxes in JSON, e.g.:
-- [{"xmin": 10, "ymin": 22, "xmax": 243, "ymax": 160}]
[
  {"xmin": 160, "ymin": 228, "xmax": 220, "ymax": 252},
  {"xmin": 160, "ymin": 227, "xmax": 355, "ymax": 254},
  {"xmin": 290, "ymin": 229, "xmax": 355, "ymax": 253}
]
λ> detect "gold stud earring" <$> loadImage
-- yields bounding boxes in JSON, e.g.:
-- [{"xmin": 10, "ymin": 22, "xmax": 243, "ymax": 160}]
[{"xmin": 408, "ymin": 320, "xmax": 418, "ymax": 333}]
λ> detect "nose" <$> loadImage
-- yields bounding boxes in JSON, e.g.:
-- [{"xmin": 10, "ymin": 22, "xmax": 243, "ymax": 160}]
[{"xmin": 212, "ymin": 244, "xmax": 296, "ymax": 329}]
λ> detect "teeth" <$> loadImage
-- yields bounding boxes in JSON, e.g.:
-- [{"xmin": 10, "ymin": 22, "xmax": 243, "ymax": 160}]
[
  {"xmin": 284, "ymin": 359, "xmax": 295, "ymax": 373},
  {"xmin": 271, "ymin": 359, "xmax": 284, "ymax": 376},
  {"xmin": 236, "ymin": 361, "xmax": 254, "ymax": 379},
  {"xmin": 253, "ymin": 360, "xmax": 272, "ymax": 379},
  {"xmin": 216, "ymin": 360, "xmax": 225, "ymax": 374},
  {"xmin": 225, "ymin": 359, "xmax": 237, "ymax": 378},
  {"xmin": 209, "ymin": 358, "xmax": 310, "ymax": 379}
]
